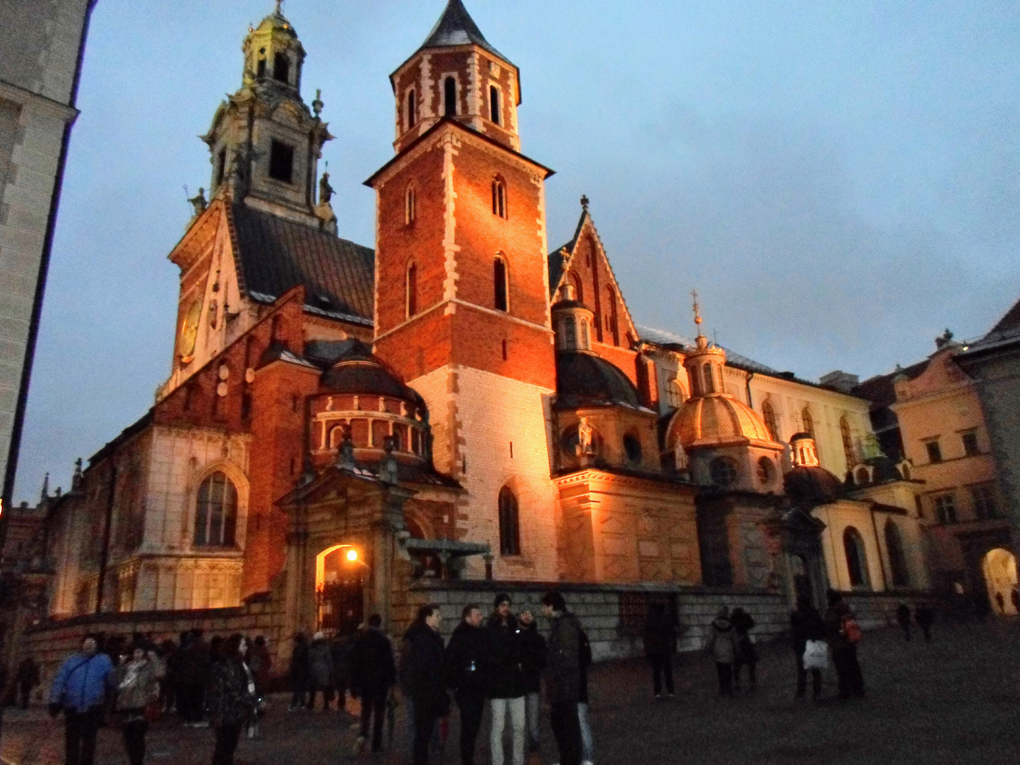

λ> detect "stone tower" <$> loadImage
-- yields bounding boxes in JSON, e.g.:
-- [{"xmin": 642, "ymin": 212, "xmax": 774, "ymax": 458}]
[
  {"xmin": 367, "ymin": 0, "xmax": 560, "ymax": 579},
  {"xmin": 201, "ymin": 1, "xmax": 333, "ymax": 227}
]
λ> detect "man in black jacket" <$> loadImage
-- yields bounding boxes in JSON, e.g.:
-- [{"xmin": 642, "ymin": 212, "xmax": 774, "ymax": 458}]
[
  {"xmin": 445, "ymin": 605, "xmax": 486, "ymax": 765},
  {"xmin": 404, "ymin": 604, "xmax": 447, "ymax": 765},
  {"xmin": 351, "ymin": 615, "xmax": 396, "ymax": 754},
  {"xmin": 517, "ymin": 610, "xmax": 546, "ymax": 755},
  {"xmin": 486, "ymin": 594, "xmax": 526, "ymax": 765}
]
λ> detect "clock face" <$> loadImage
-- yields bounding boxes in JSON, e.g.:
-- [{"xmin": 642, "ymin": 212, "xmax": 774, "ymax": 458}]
[{"xmin": 179, "ymin": 299, "xmax": 202, "ymax": 360}]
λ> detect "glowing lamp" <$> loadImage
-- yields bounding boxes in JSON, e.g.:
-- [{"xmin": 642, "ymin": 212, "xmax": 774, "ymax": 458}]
[{"xmin": 346, "ymin": 549, "xmax": 358, "ymax": 562}]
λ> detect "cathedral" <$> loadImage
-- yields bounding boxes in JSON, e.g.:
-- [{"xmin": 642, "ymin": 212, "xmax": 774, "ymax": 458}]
[{"xmin": 40, "ymin": 1, "xmax": 931, "ymax": 638}]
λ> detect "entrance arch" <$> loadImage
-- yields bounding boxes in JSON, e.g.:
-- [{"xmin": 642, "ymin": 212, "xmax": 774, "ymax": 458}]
[
  {"xmin": 315, "ymin": 544, "xmax": 364, "ymax": 636},
  {"xmin": 981, "ymin": 548, "xmax": 1018, "ymax": 616}
]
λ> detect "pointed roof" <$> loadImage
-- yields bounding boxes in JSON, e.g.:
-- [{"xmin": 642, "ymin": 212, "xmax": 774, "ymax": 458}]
[{"xmin": 419, "ymin": 0, "xmax": 509, "ymax": 62}]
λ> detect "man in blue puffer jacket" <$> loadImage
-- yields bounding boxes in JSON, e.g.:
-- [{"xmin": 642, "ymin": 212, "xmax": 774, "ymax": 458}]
[{"xmin": 49, "ymin": 635, "xmax": 114, "ymax": 765}]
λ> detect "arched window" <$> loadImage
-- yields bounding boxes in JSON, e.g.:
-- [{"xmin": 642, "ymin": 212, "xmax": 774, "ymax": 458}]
[
  {"xmin": 757, "ymin": 456, "xmax": 775, "ymax": 486},
  {"xmin": 498, "ymin": 486, "xmax": 520, "ymax": 556},
  {"xmin": 885, "ymin": 520, "xmax": 910, "ymax": 587},
  {"xmin": 579, "ymin": 319, "xmax": 590, "ymax": 350},
  {"xmin": 489, "ymin": 85, "xmax": 501, "ymax": 124},
  {"xmin": 840, "ymin": 416, "xmax": 855, "ymax": 469},
  {"xmin": 194, "ymin": 472, "xmax": 238, "ymax": 547},
  {"xmin": 406, "ymin": 261, "xmax": 418, "ymax": 318},
  {"xmin": 802, "ymin": 408, "xmax": 815, "ymax": 439},
  {"xmin": 563, "ymin": 316, "xmax": 577, "ymax": 349},
  {"xmin": 843, "ymin": 527, "xmax": 870, "ymax": 589},
  {"xmin": 492, "ymin": 176, "xmax": 507, "ymax": 218},
  {"xmin": 762, "ymin": 400, "xmax": 778, "ymax": 441},
  {"xmin": 570, "ymin": 272, "xmax": 584, "ymax": 304},
  {"xmin": 444, "ymin": 76, "xmax": 457, "ymax": 117},
  {"xmin": 405, "ymin": 184, "xmax": 416, "ymax": 225},
  {"xmin": 666, "ymin": 378, "xmax": 685, "ymax": 409},
  {"xmin": 623, "ymin": 434, "xmax": 642, "ymax": 465},
  {"xmin": 406, "ymin": 89, "xmax": 416, "ymax": 131},
  {"xmin": 494, "ymin": 256, "xmax": 508, "ymax": 312},
  {"xmin": 273, "ymin": 54, "xmax": 290, "ymax": 84},
  {"xmin": 702, "ymin": 363, "xmax": 715, "ymax": 394},
  {"xmin": 606, "ymin": 286, "xmax": 619, "ymax": 345},
  {"xmin": 709, "ymin": 458, "xmax": 737, "ymax": 487}
]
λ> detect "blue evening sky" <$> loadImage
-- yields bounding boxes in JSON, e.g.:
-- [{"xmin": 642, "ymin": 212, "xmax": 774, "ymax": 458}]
[{"xmin": 14, "ymin": 0, "xmax": 1020, "ymax": 502}]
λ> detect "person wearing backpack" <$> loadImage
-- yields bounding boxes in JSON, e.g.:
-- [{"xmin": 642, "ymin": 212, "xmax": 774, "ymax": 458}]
[
  {"xmin": 823, "ymin": 590, "xmax": 864, "ymax": 699},
  {"xmin": 48, "ymin": 634, "xmax": 115, "ymax": 765}
]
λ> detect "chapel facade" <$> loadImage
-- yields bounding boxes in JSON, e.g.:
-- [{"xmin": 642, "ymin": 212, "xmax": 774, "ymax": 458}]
[{"xmin": 39, "ymin": 1, "xmax": 932, "ymax": 634}]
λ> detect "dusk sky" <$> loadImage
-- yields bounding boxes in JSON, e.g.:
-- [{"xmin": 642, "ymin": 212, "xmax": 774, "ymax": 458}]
[{"xmin": 14, "ymin": 0, "xmax": 1020, "ymax": 503}]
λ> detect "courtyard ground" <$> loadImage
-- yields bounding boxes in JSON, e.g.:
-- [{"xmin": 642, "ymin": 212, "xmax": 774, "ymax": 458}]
[{"xmin": 2, "ymin": 617, "xmax": 1017, "ymax": 765}]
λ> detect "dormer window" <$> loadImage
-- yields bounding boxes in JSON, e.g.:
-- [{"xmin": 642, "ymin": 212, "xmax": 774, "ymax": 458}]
[
  {"xmin": 269, "ymin": 140, "xmax": 294, "ymax": 183},
  {"xmin": 490, "ymin": 85, "xmax": 501, "ymax": 125},
  {"xmin": 444, "ymin": 77, "xmax": 457, "ymax": 117},
  {"xmin": 273, "ymin": 53, "xmax": 290, "ymax": 84}
]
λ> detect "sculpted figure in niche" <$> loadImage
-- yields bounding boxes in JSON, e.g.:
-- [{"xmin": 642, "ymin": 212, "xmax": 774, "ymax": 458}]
[
  {"xmin": 319, "ymin": 171, "xmax": 334, "ymax": 204},
  {"xmin": 577, "ymin": 417, "xmax": 594, "ymax": 455}
]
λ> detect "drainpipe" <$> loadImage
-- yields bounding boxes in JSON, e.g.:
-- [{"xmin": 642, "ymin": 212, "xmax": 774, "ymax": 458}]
[{"xmin": 745, "ymin": 372, "xmax": 755, "ymax": 408}]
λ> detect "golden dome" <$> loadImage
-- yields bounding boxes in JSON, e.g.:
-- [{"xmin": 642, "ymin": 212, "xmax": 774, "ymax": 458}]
[{"xmin": 667, "ymin": 395, "xmax": 778, "ymax": 451}]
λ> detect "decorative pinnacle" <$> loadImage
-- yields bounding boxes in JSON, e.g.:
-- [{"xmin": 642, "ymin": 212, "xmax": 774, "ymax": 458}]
[
  {"xmin": 692, "ymin": 289, "xmax": 702, "ymax": 327},
  {"xmin": 580, "ymin": 194, "xmax": 589, "ymax": 211},
  {"xmin": 312, "ymin": 88, "xmax": 323, "ymax": 118}
]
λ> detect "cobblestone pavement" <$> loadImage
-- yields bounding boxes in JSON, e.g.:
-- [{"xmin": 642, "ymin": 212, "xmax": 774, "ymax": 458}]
[{"xmin": 2, "ymin": 618, "xmax": 1017, "ymax": 765}]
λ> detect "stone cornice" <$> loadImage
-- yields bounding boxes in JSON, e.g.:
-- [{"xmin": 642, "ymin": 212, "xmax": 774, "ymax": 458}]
[{"xmin": 0, "ymin": 79, "xmax": 78, "ymax": 122}]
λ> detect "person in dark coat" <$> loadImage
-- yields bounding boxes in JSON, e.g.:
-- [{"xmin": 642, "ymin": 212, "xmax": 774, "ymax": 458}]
[
  {"xmin": 178, "ymin": 629, "xmax": 212, "ymax": 725},
  {"xmin": 247, "ymin": 636, "xmax": 272, "ymax": 698},
  {"xmin": 517, "ymin": 610, "xmax": 546, "ymax": 755},
  {"xmin": 643, "ymin": 604, "xmax": 677, "ymax": 699},
  {"xmin": 288, "ymin": 633, "xmax": 310, "ymax": 711},
  {"xmin": 205, "ymin": 635, "xmax": 257, "ymax": 765},
  {"xmin": 706, "ymin": 606, "xmax": 737, "ymax": 696},
  {"xmin": 330, "ymin": 628, "xmax": 356, "ymax": 715},
  {"xmin": 350, "ymin": 615, "xmax": 396, "ymax": 754},
  {"xmin": 445, "ymin": 604, "xmax": 487, "ymax": 765},
  {"xmin": 485, "ymin": 594, "xmax": 526, "ymax": 765},
  {"xmin": 158, "ymin": 639, "xmax": 179, "ymax": 713},
  {"xmin": 306, "ymin": 632, "xmax": 335, "ymax": 711},
  {"xmin": 730, "ymin": 607, "xmax": 758, "ymax": 691},
  {"xmin": 896, "ymin": 602, "xmax": 912, "ymax": 641},
  {"xmin": 16, "ymin": 656, "xmax": 40, "ymax": 709},
  {"xmin": 790, "ymin": 596, "xmax": 825, "ymax": 700},
  {"xmin": 542, "ymin": 591, "xmax": 583, "ymax": 765},
  {"xmin": 915, "ymin": 603, "xmax": 935, "ymax": 643},
  {"xmin": 824, "ymin": 590, "xmax": 864, "ymax": 699},
  {"xmin": 404, "ymin": 604, "xmax": 448, "ymax": 765}
]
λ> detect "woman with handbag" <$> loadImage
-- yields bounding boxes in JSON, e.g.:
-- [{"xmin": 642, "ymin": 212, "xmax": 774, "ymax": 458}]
[
  {"xmin": 790, "ymin": 596, "xmax": 826, "ymax": 700},
  {"xmin": 115, "ymin": 644, "xmax": 161, "ymax": 765},
  {"xmin": 205, "ymin": 634, "xmax": 258, "ymax": 765}
]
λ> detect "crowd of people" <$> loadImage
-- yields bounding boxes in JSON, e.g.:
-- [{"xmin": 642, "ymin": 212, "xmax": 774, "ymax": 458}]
[{"xmin": 0, "ymin": 586, "xmax": 971, "ymax": 765}]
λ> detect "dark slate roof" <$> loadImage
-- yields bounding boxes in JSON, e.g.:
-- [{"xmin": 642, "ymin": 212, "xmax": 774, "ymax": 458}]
[
  {"xmin": 637, "ymin": 325, "xmax": 780, "ymax": 375},
  {"xmin": 555, "ymin": 351, "xmax": 642, "ymax": 409},
  {"xmin": 784, "ymin": 465, "xmax": 844, "ymax": 506},
  {"xmin": 229, "ymin": 203, "xmax": 374, "ymax": 326},
  {"xmin": 958, "ymin": 296, "xmax": 1020, "ymax": 358},
  {"xmin": 991, "ymin": 296, "xmax": 1020, "ymax": 333},
  {"xmin": 419, "ymin": 0, "xmax": 509, "ymax": 62},
  {"xmin": 321, "ymin": 340, "xmax": 424, "ymax": 404},
  {"xmin": 851, "ymin": 360, "xmax": 928, "ymax": 410}
]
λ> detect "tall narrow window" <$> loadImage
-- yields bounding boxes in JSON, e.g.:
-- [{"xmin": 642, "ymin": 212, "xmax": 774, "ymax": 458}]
[
  {"xmin": 216, "ymin": 148, "xmax": 227, "ymax": 188},
  {"xmin": 570, "ymin": 272, "xmax": 584, "ymax": 304},
  {"xmin": 490, "ymin": 85, "xmax": 501, "ymax": 124},
  {"xmin": 273, "ymin": 53, "xmax": 290, "ymax": 83},
  {"xmin": 843, "ymin": 527, "xmax": 870, "ymax": 589},
  {"xmin": 194, "ymin": 472, "xmax": 238, "ymax": 547},
  {"xmin": 563, "ymin": 316, "xmax": 577, "ymax": 349},
  {"xmin": 406, "ymin": 262, "xmax": 418, "ymax": 318},
  {"xmin": 494, "ymin": 257, "xmax": 508, "ymax": 312},
  {"xmin": 269, "ymin": 140, "xmax": 294, "ymax": 183},
  {"xmin": 801, "ymin": 408, "xmax": 815, "ymax": 439},
  {"xmin": 444, "ymin": 76, "xmax": 457, "ymax": 116},
  {"xmin": 606, "ymin": 287, "xmax": 619, "ymax": 345},
  {"xmin": 406, "ymin": 89, "xmax": 417, "ymax": 131},
  {"xmin": 762, "ymin": 400, "xmax": 778, "ymax": 441},
  {"xmin": 702, "ymin": 364, "xmax": 715, "ymax": 394},
  {"xmin": 579, "ymin": 319, "xmax": 590, "ymax": 350},
  {"xmin": 498, "ymin": 486, "xmax": 520, "ymax": 556},
  {"xmin": 961, "ymin": 430, "xmax": 979, "ymax": 456},
  {"xmin": 492, "ymin": 177, "xmax": 507, "ymax": 218},
  {"xmin": 971, "ymin": 484, "xmax": 998, "ymax": 519},
  {"xmin": 884, "ymin": 520, "xmax": 910, "ymax": 587},
  {"xmin": 256, "ymin": 57, "xmax": 267, "ymax": 79},
  {"xmin": 667, "ymin": 379, "xmax": 685, "ymax": 409},
  {"xmin": 405, "ymin": 184, "xmax": 417, "ymax": 225},
  {"xmin": 840, "ymin": 416, "xmax": 856, "ymax": 469},
  {"xmin": 925, "ymin": 440, "xmax": 942, "ymax": 464}
]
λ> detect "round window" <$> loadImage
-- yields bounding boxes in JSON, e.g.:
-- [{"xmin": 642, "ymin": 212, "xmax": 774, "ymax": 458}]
[
  {"xmin": 710, "ymin": 458, "xmax": 737, "ymax": 487},
  {"xmin": 756, "ymin": 457, "xmax": 774, "ymax": 486}
]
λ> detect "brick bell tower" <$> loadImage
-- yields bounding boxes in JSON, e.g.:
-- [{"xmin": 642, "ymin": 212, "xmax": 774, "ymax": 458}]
[{"xmin": 367, "ymin": 0, "xmax": 560, "ymax": 580}]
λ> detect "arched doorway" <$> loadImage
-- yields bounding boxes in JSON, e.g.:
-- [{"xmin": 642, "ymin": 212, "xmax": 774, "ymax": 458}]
[
  {"xmin": 981, "ymin": 548, "xmax": 1018, "ymax": 616},
  {"xmin": 790, "ymin": 554, "xmax": 813, "ymax": 603},
  {"xmin": 315, "ymin": 544, "xmax": 364, "ymax": 636}
]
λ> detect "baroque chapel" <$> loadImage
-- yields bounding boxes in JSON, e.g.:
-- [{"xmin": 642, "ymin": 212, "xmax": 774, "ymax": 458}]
[{"xmin": 40, "ymin": 1, "xmax": 932, "ymax": 636}]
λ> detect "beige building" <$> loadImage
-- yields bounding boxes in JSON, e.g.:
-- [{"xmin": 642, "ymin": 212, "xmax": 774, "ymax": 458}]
[{"xmin": 0, "ymin": 0, "xmax": 97, "ymax": 525}]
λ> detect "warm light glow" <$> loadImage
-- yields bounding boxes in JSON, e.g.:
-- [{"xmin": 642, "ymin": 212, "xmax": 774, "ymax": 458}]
[{"xmin": 346, "ymin": 549, "xmax": 358, "ymax": 562}]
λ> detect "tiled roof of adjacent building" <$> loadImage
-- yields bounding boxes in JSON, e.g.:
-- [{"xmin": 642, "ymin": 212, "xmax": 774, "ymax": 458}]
[
  {"xmin": 637, "ymin": 325, "xmax": 779, "ymax": 376},
  {"xmin": 851, "ymin": 360, "xmax": 928, "ymax": 410},
  {"xmin": 229, "ymin": 203, "xmax": 374, "ymax": 326}
]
